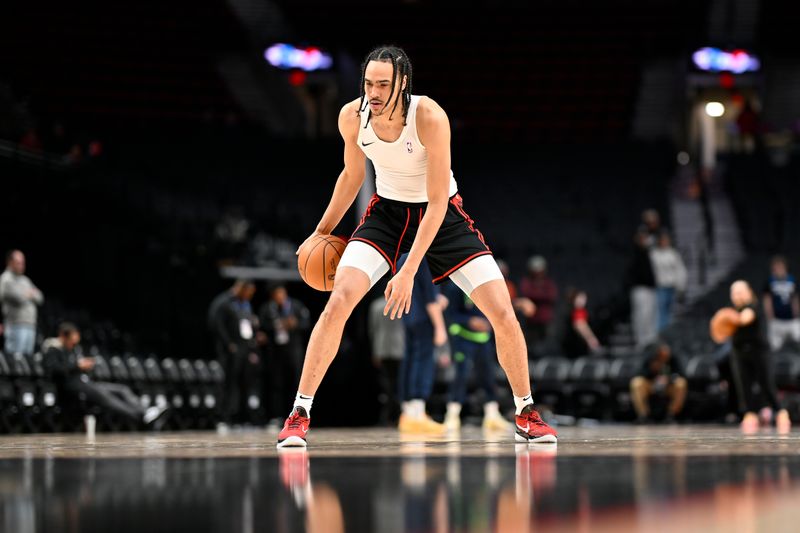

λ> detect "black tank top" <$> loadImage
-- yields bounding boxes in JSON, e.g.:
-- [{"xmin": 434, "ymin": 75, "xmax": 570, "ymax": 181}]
[{"xmin": 732, "ymin": 303, "xmax": 766, "ymax": 351}]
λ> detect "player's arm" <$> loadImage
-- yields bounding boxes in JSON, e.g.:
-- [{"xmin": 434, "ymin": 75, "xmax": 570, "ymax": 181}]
[
  {"xmin": 738, "ymin": 307, "xmax": 756, "ymax": 326},
  {"xmin": 384, "ymin": 98, "xmax": 451, "ymax": 319},
  {"xmin": 793, "ymin": 293, "xmax": 800, "ymax": 318},
  {"xmin": 299, "ymin": 101, "xmax": 366, "ymax": 250}
]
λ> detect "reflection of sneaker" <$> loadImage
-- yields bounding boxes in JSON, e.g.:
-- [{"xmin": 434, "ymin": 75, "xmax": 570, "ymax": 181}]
[
  {"xmin": 483, "ymin": 412, "xmax": 512, "ymax": 432},
  {"xmin": 515, "ymin": 405, "xmax": 558, "ymax": 443},
  {"xmin": 758, "ymin": 407, "xmax": 773, "ymax": 426},
  {"xmin": 740, "ymin": 412, "xmax": 759, "ymax": 434},
  {"xmin": 277, "ymin": 407, "xmax": 310, "ymax": 448},
  {"xmin": 776, "ymin": 409, "xmax": 792, "ymax": 434},
  {"xmin": 278, "ymin": 448, "xmax": 311, "ymax": 507}
]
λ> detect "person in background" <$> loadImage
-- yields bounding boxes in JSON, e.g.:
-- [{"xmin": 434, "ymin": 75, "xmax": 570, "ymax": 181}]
[
  {"xmin": 630, "ymin": 342, "xmax": 687, "ymax": 423},
  {"xmin": 763, "ymin": 256, "xmax": 800, "ymax": 352},
  {"xmin": 442, "ymin": 280, "xmax": 512, "ymax": 432},
  {"xmin": 398, "ymin": 257, "xmax": 448, "ymax": 434},
  {"xmin": 518, "ymin": 256, "xmax": 557, "ymax": 347},
  {"xmin": 208, "ymin": 279, "xmax": 258, "ymax": 426},
  {"xmin": 260, "ymin": 284, "xmax": 310, "ymax": 420},
  {"xmin": 628, "ymin": 228, "xmax": 658, "ymax": 349},
  {"xmin": 649, "ymin": 230, "xmax": 688, "ymax": 332},
  {"xmin": 368, "ymin": 289, "xmax": 405, "ymax": 425},
  {"xmin": 43, "ymin": 322, "xmax": 167, "ymax": 427},
  {"xmin": 0, "ymin": 250, "xmax": 44, "ymax": 355},
  {"xmin": 640, "ymin": 209, "xmax": 662, "ymax": 247},
  {"xmin": 561, "ymin": 289, "xmax": 601, "ymax": 358},
  {"xmin": 728, "ymin": 280, "xmax": 791, "ymax": 433},
  {"xmin": 496, "ymin": 259, "xmax": 536, "ymax": 323}
]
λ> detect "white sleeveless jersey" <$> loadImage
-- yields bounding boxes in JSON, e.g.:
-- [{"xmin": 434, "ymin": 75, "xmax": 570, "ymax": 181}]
[{"xmin": 357, "ymin": 94, "xmax": 458, "ymax": 203}]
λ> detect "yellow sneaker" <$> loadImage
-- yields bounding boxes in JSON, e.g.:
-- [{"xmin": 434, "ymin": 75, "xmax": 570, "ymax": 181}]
[
  {"xmin": 482, "ymin": 412, "xmax": 513, "ymax": 432},
  {"xmin": 421, "ymin": 415, "xmax": 447, "ymax": 436},
  {"xmin": 398, "ymin": 414, "xmax": 425, "ymax": 434}
]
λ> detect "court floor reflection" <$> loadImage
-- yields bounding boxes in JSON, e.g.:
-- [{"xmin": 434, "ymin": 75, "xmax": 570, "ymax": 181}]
[{"xmin": 1, "ymin": 428, "xmax": 800, "ymax": 532}]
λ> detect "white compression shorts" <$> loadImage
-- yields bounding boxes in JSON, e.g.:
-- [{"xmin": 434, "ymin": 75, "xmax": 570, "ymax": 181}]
[{"xmin": 336, "ymin": 240, "xmax": 503, "ymax": 296}]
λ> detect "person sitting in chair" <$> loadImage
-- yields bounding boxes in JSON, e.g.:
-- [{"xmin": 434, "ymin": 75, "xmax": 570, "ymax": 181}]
[
  {"xmin": 630, "ymin": 342, "xmax": 687, "ymax": 423},
  {"xmin": 43, "ymin": 322, "xmax": 167, "ymax": 428}
]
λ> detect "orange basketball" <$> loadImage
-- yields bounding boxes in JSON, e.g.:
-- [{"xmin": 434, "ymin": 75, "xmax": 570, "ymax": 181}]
[
  {"xmin": 710, "ymin": 307, "xmax": 740, "ymax": 343},
  {"xmin": 297, "ymin": 234, "xmax": 347, "ymax": 292}
]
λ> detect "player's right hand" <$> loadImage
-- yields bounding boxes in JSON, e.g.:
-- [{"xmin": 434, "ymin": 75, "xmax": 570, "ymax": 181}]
[{"xmin": 296, "ymin": 230, "xmax": 325, "ymax": 255}]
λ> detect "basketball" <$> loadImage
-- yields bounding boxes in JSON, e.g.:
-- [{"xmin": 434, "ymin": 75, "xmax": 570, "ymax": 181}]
[
  {"xmin": 709, "ymin": 307, "xmax": 740, "ymax": 343},
  {"xmin": 297, "ymin": 234, "xmax": 347, "ymax": 291}
]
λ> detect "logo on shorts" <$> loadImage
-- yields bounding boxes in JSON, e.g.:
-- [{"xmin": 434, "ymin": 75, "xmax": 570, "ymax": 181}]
[{"xmin": 406, "ymin": 140, "xmax": 413, "ymax": 153}]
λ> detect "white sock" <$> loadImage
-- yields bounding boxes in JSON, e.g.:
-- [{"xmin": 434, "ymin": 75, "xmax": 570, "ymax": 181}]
[
  {"xmin": 513, "ymin": 394, "xmax": 533, "ymax": 415},
  {"xmin": 484, "ymin": 401, "xmax": 500, "ymax": 417},
  {"xmin": 446, "ymin": 402, "xmax": 462, "ymax": 417},
  {"xmin": 410, "ymin": 399, "xmax": 425, "ymax": 418},
  {"xmin": 293, "ymin": 392, "xmax": 314, "ymax": 416}
]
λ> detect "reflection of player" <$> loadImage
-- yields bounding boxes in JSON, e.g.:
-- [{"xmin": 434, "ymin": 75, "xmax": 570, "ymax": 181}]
[
  {"xmin": 724, "ymin": 281, "xmax": 791, "ymax": 433},
  {"xmin": 278, "ymin": 450, "xmax": 345, "ymax": 533},
  {"xmin": 277, "ymin": 45, "xmax": 556, "ymax": 447}
]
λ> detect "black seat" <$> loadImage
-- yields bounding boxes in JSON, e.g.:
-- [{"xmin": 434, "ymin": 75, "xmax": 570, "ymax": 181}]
[
  {"xmin": 607, "ymin": 357, "xmax": 643, "ymax": 420},
  {"xmin": 531, "ymin": 357, "xmax": 571, "ymax": 413},
  {"xmin": 684, "ymin": 355, "xmax": 726, "ymax": 420},
  {"xmin": 569, "ymin": 357, "xmax": 610, "ymax": 419}
]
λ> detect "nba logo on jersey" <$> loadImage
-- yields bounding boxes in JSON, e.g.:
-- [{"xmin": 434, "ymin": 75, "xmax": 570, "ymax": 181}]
[{"xmin": 406, "ymin": 140, "xmax": 413, "ymax": 153}]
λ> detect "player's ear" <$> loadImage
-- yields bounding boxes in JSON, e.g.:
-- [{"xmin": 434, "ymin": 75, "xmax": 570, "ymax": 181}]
[{"xmin": 401, "ymin": 75, "xmax": 407, "ymax": 91}]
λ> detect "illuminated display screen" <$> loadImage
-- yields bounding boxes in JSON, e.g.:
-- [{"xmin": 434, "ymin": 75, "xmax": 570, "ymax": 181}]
[
  {"xmin": 692, "ymin": 47, "xmax": 760, "ymax": 74},
  {"xmin": 264, "ymin": 44, "xmax": 333, "ymax": 71}
]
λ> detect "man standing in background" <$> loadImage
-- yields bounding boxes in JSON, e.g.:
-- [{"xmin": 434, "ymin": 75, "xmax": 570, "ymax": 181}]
[
  {"xmin": 0, "ymin": 250, "xmax": 44, "ymax": 355},
  {"xmin": 763, "ymin": 256, "xmax": 800, "ymax": 351}
]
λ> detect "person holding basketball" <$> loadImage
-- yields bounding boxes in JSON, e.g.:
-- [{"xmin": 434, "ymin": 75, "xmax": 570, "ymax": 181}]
[
  {"xmin": 277, "ymin": 45, "xmax": 557, "ymax": 448},
  {"xmin": 725, "ymin": 280, "xmax": 791, "ymax": 433}
]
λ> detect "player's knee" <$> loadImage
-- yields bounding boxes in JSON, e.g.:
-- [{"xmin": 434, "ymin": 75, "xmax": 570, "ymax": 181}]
[
  {"xmin": 489, "ymin": 305, "xmax": 519, "ymax": 332},
  {"xmin": 630, "ymin": 376, "xmax": 647, "ymax": 391},
  {"xmin": 321, "ymin": 289, "xmax": 356, "ymax": 322},
  {"xmin": 673, "ymin": 377, "xmax": 687, "ymax": 390}
]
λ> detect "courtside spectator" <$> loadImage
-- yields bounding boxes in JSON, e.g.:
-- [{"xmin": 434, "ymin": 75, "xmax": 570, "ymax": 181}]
[
  {"xmin": 0, "ymin": 250, "xmax": 44, "ymax": 355},
  {"xmin": 208, "ymin": 279, "xmax": 258, "ymax": 425},
  {"xmin": 260, "ymin": 284, "xmax": 310, "ymax": 419},
  {"xmin": 43, "ymin": 323, "xmax": 167, "ymax": 427},
  {"xmin": 650, "ymin": 231, "xmax": 688, "ymax": 331},
  {"xmin": 561, "ymin": 289, "xmax": 601, "ymax": 358},
  {"xmin": 368, "ymin": 293, "xmax": 405, "ymax": 425},
  {"xmin": 628, "ymin": 229, "xmax": 658, "ymax": 348},
  {"xmin": 763, "ymin": 256, "xmax": 800, "ymax": 351},
  {"xmin": 630, "ymin": 342, "xmax": 687, "ymax": 423},
  {"xmin": 519, "ymin": 256, "xmax": 557, "ymax": 346}
]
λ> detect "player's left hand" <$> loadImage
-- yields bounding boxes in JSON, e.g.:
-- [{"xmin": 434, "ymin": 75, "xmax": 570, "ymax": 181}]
[{"xmin": 384, "ymin": 269, "xmax": 414, "ymax": 320}]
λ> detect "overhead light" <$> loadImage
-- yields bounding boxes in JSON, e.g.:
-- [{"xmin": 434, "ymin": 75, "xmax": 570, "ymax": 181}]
[{"xmin": 705, "ymin": 102, "xmax": 725, "ymax": 117}]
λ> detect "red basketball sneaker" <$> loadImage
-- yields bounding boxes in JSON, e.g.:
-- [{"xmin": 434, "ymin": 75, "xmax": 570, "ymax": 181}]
[
  {"xmin": 515, "ymin": 404, "xmax": 558, "ymax": 443},
  {"xmin": 277, "ymin": 407, "xmax": 311, "ymax": 448}
]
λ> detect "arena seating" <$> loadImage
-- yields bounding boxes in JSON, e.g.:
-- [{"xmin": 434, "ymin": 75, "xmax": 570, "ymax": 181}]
[{"xmin": 0, "ymin": 351, "xmax": 228, "ymax": 434}]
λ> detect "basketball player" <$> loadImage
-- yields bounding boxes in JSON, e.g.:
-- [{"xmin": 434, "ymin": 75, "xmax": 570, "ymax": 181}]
[{"xmin": 277, "ymin": 45, "xmax": 557, "ymax": 447}]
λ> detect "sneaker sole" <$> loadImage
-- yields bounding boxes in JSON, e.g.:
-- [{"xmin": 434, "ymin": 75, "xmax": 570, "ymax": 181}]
[
  {"xmin": 276, "ymin": 435, "xmax": 307, "ymax": 448},
  {"xmin": 515, "ymin": 430, "xmax": 558, "ymax": 444}
]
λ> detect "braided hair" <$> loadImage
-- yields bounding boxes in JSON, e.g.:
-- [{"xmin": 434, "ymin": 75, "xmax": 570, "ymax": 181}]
[{"xmin": 358, "ymin": 45, "xmax": 413, "ymax": 126}]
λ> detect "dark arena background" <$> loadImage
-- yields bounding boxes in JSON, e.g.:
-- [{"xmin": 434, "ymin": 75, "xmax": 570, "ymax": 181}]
[{"xmin": 2, "ymin": 0, "xmax": 800, "ymax": 531}]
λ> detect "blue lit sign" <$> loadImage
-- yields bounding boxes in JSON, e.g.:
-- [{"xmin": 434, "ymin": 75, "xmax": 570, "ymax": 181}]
[
  {"xmin": 692, "ymin": 47, "xmax": 760, "ymax": 74},
  {"xmin": 264, "ymin": 44, "xmax": 333, "ymax": 71}
]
